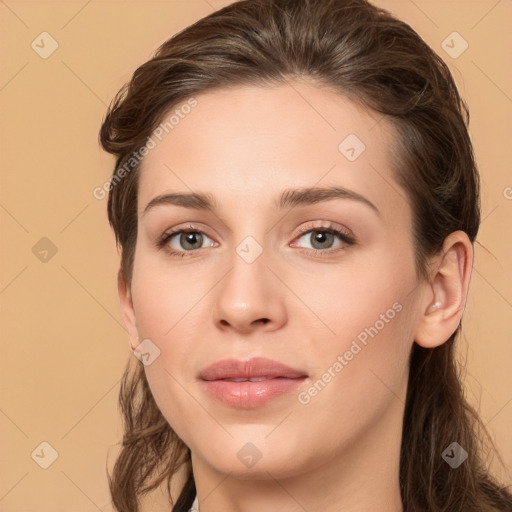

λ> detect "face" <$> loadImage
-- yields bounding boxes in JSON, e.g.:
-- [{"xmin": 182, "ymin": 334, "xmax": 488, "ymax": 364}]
[{"xmin": 122, "ymin": 80, "xmax": 428, "ymax": 481}]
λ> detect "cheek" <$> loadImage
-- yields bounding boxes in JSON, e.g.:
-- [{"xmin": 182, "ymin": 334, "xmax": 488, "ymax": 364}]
[
  {"xmin": 130, "ymin": 249, "xmax": 206, "ymax": 340},
  {"xmin": 301, "ymin": 240, "xmax": 416, "ymax": 348},
  {"xmin": 310, "ymin": 284, "xmax": 411, "ymax": 392},
  {"xmin": 296, "ymin": 244, "xmax": 416, "ymax": 407},
  {"xmin": 290, "ymin": 294, "xmax": 414, "ymax": 464},
  {"xmin": 128, "ymin": 264, "xmax": 202, "ymax": 447},
  {"xmin": 128, "ymin": 251, "xmax": 214, "ymax": 432}
]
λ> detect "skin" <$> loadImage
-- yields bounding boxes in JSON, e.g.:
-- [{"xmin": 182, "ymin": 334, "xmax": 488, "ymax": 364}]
[{"xmin": 118, "ymin": 79, "xmax": 473, "ymax": 512}]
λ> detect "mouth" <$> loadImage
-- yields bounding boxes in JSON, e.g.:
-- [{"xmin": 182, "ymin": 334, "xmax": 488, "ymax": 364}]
[{"xmin": 198, "ymin": 357, "xmax": 308, "ymax": 408}]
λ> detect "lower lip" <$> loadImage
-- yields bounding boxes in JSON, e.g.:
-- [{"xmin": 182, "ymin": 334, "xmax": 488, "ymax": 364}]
[{"xmin": 200, "ymin": 377, "xmax": 307, "ymax": 408}]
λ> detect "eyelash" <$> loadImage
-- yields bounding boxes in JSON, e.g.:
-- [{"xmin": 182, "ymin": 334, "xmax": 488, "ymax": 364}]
[{"xmin": 156, "ymin": 222, "xmax": 356, "ymax": 259}]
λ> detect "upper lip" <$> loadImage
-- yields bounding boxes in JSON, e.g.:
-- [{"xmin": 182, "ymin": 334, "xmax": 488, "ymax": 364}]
[{"xmin": 199, "ymin": 357, "xmax": 308, "ymax": 381}]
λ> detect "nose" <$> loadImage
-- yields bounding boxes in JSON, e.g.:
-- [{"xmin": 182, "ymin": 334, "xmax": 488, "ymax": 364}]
[{"xmin": 211, "ymin": 242, "xmax": 287, "ymax": 335}]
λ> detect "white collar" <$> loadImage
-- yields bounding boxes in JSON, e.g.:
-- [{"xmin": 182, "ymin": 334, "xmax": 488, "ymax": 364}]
[{"xmin": 189, "ymin": 495, "xmax": 199, "ymax": 512}]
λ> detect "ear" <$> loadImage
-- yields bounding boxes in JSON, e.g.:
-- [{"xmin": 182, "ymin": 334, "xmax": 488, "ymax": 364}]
[
  {"xmin": 414, "ymin": 231, "xmax": 473, "ymax": 348},
  {"xmin": 117, "ymin": 269, "xmax": 140, "ymax": 350}
]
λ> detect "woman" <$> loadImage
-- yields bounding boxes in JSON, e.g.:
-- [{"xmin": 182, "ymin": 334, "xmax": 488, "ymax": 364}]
[{"xmin": 99, "ymin": 0, "xmax": 512, "ymax": 510}]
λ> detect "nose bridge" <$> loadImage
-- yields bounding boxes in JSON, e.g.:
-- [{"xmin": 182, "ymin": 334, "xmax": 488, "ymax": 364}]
[
  {"xmin": 211, "ymin": 230, "xmax": 286, "ymax": 332},
  {"xmin": 222, "ymin": 234, "xmax": 271, "ymax": 308}
]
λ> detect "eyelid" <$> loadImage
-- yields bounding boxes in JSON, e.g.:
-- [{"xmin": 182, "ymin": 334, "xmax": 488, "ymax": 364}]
[{"xmin": 293, "ymin": 221, "xmax": 355, "ymax": 240}]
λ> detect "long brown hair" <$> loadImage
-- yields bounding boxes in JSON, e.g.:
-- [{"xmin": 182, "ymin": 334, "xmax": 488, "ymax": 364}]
[{"xmin": 99, "ymin": 1, "xmax": 512, "ymax": 510}]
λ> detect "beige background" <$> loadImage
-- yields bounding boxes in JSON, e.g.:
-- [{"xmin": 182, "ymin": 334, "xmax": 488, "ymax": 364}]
[{"xmin": 0, "ymin": 1, "xmax": 511, "ymax": 510}]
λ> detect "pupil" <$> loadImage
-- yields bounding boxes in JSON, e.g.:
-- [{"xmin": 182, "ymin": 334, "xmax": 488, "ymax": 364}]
[
  {"xmin": 182, "ymin": 232, "xmax": 202, "ymax": 250},
  {"xmin": 312, "ymin": 230, "xmax": 333, "ymax": 249}
]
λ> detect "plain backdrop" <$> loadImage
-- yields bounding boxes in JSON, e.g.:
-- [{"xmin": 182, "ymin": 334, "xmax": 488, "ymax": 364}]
[{"xmin": 1, "ymin": 1, "xmax": 511, "ymax": 510}]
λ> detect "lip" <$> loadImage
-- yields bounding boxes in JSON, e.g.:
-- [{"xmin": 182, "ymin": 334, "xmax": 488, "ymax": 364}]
[
  {"xmin": 199, "ymin": 357, "xmax": 308, "ymax": 408},
  {"xmin": 199, "ymin": 357, "xmax": 307, "ymax": 381}
]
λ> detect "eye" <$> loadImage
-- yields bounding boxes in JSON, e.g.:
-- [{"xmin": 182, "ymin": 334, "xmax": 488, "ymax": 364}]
[
  {"xmin": 291, "ymin": 224, "xmax": 355, "ymax": 254},
  {"xmin": 158, "ymin": 227, "xmax": 216, "ymax": 256}
]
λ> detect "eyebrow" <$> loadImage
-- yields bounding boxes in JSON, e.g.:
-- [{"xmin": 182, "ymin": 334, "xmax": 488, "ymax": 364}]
[{"xmin": 142, "ymin": 185, "xmax": 380, "ymax": 216}]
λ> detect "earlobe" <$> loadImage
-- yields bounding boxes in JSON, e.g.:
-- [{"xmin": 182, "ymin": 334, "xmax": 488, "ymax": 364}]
[
  {"xmin": 117, "ymin": 269, "xmax": 140, "ymax": 349},
  {"xmin": 415, "ymin": 231, "xmax": 473, "ymax": 349}
]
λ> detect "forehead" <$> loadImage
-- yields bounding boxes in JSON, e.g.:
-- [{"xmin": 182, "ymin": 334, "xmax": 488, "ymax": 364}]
[{"xmin": 137, "ymin": 81, "xmax": 407, "ymax": 220}]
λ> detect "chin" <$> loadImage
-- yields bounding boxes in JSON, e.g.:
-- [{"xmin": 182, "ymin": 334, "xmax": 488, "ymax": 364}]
[{"xmin": 194, "ymin": 437, "xmax": 314, "ymax": 481}]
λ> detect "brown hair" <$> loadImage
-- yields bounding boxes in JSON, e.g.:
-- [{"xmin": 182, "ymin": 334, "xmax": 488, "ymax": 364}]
[{"xmin": 99, "ymin": 0, "xmax": 512, "ymax": 510}]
